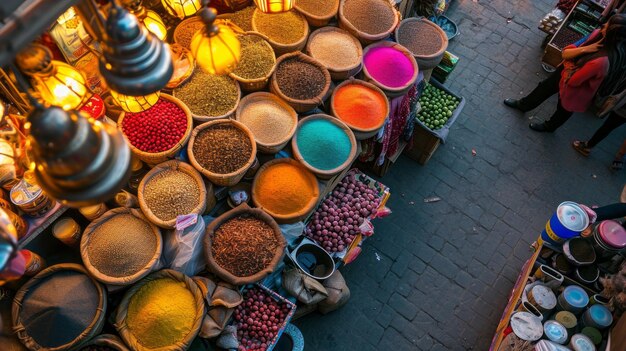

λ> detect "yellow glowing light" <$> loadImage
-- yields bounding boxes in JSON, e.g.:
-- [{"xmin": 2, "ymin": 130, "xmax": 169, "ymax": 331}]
[
  {"xmin": 161, "ymin": 0, "xmax": 202, "ymax": 19},
  {"xmin": 143, "ymin": 10, "xmax": 168, "ymax": 40},
  {"xmin": 190, "ymin": 24, "xmax": 240, "ymax": 75},
  {"xmin": 254, "ymin": 0, "xmax": 294, "ymax": 13},
  {"xmin": 31, "ymin": 61, "xmax": 89, "ymax": 111},
  {"xmin": 110, "ymin": 91, "xmax": 160, "ymax": 113}
]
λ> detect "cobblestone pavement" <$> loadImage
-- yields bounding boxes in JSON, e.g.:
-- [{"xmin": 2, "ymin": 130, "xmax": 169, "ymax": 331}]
[{"xmin": 295, "ymin": 0, "xmax": 626, "ymax": 350}]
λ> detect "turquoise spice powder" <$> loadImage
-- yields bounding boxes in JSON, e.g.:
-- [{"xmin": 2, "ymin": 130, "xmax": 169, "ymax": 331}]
[{"xmin": 296, "ymin": 119, "xmax": 351, "ymax": 170}]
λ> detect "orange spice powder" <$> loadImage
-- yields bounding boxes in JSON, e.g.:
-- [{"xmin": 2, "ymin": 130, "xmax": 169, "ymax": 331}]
[{"xmin": 333, "ymin": 84, "xmax": 388, "ymax": 130}]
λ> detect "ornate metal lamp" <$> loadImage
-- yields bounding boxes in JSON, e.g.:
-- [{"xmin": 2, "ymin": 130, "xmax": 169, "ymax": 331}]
[
  {"xmin": 124, "ymin": 0, "xmax": 168, "ymax": 40},
  {"xmin": 161, "ymin": 0, "xmax": 202, "ymax": 19},
  {"xmin": 254, "ymin": 0, "xmax": 295, "ymax": 13}
]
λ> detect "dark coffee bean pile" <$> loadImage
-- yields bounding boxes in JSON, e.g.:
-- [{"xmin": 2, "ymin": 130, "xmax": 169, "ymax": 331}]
[
  {"xmin": 192, "ymin": 124, "xmax": 252, "ymax": 174},
  {"xmin": 275, "ymin": 58, "xmax": 326, "ymax": 100}
]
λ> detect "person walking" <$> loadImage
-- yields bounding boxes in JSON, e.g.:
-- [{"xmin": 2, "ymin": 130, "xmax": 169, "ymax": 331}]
[{"xmin": 503, "ymin": 14, "xmax": 626, "ymax": 133}]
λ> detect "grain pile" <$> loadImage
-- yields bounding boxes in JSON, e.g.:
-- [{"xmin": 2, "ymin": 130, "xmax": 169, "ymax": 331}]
[
  {"xmin": 143, "ymin": 169, "xmax": 201, "ymax": 221},
  {"xmin": 239, "ymin": 99, "xmax": 295, "ymax": 144},
  {"xmin": 174, "ymin": 70, "xmax": 239, "ymax": 117},
  {"xmin": 275, "ymin": 58, "xmax": 326, "ymax": 100},
  {"xmin": 232, "ymin": 35, "xmax": 275, "ymax": 79},
  {"xmin": 176, "ymin": 19, "xmax": 205, "ymax": 48},
  {"xmin": 228, "ymin": 6, "xmax": 255, "ymax": 32},
  {"xmin": 397, "ymin": 20, "xmax": 444, "ymax": 56},
  {"xmin": 309, "ymin": 30, "xmax": 360, "ymax": 70},
  {"xmin": 297, "ymin": 0, "xmax": 337, "ymax": 15},
  {"xmin": 192, "ymin": 124, "xmax": 253, "ymax": 174},
  {"xmin": 253, "ymin": 10, "xmax": 306, "ymax": 44},
  {"xmin": 343, "ymin": 0, "xmax": 395, "ymax": 35}
]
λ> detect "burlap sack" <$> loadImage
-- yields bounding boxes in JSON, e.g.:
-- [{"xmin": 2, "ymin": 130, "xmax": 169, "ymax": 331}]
[
  {"xmin": 318, "ymin": 271, "xmax": 351, "ymax": 314},
  {"xmin": 282, "ymin": 268, "xmax": 328, "ymax": 305}
]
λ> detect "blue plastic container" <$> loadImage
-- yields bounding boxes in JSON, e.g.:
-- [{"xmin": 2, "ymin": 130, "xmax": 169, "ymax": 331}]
[{"xmin": 541, "ymin": 202, "xmax": 589, "ymax": 245}]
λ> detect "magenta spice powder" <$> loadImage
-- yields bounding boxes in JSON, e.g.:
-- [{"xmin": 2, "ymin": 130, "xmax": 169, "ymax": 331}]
[{"xmin": 363, "ymin": 47, "xmax": 414, "ymax": 88}]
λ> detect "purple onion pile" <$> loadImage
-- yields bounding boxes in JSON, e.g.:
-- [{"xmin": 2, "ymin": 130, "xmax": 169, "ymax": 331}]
[{"xmin": 305, "ymin": 174, "xmax": 381, "ymax": 252}]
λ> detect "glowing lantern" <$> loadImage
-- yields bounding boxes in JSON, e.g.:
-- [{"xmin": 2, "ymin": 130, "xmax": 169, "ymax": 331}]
[
  {"xmin": 125, "ymin": 0, "xmax": 168, "ymax": 40},
  {"xmin": 189, "ymin": 8, "xmax": 240, "ymax": 75},
  {"xmin": 161, "ymin": 0, "xmax": 202, "ymax": 19},
  {"xmin": 254, "ymin": 0, "xmax": 295, "ymax": 13},
  {"xmin": 110, "ymin": 91, "xmax": 161, "ymax": 113}
]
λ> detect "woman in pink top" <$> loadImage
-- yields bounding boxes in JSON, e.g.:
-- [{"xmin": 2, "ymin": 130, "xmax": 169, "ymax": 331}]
[{"xmin": 503, "ymin": 14, "xmax": 626, "ymax": 132}]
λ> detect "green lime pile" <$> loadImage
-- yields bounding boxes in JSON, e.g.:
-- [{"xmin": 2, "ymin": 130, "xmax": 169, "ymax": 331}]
[{"xmin": 417, "ymin": 84, "xmax": 460, "ymax": 130}]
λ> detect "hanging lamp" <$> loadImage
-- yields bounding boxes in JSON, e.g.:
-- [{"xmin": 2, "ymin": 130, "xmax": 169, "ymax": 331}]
[
  {"xmin": 190, "ymin": 0, "xmax": 241, "ymax": 75},
  {"xmin": 161, "ymin": 0, "xmax": 202, "ymax": 19},
  {"xmin": 15, "ymin": 45, "xmax": 90, "ymax": 111},
  {"xmin": 124, "ymin": 0, "xmax": 168, "ymax": 40},
  {"xmin": 254, "ymin": 0, "xmax": 295, "ymax": 13}
]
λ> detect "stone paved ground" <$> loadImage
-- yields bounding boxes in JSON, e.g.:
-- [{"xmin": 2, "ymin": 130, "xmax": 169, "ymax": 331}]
[{"xmin": 294, "ymin": 0, "xmax": 626, "ymax": 350}]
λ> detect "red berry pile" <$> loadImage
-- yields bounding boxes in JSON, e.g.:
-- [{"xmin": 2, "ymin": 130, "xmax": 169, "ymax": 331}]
[
  {"xmin": 305, "ymin": 174, "xmax": 381, "ymax": 252},
  {"xmin": 122, "ymin": 99, "xmax": 188, "ymax": 153},
  {"xmin": 234, "ymin": 287, "xmax": 292, "ymax": 351}
]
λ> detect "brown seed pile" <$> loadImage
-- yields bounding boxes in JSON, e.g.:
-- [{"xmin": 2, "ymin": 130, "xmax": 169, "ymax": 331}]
[
  {"xmin": 309, "ymin": 30, "xmax": 360, "ymax": 70},
  {"xmin": 397, "ymin": 20, "xmax": 444, "ymax": 56},
  {"xmin": 192, "ymin": 124, "xmax": 252, "ymax": 174},
  {"xmin": 232, "ymin": 35, "xmax": 275, "ymax": 79},
  {"xmin": 343, "ymin": 0, "xmax": 395, "ymax": 35},
  {"xmin": 87, "ymin": 214, "xmax": 157, "ymax": 277},
  {"xmin": 239, "ymin": 99, "xmax": 295, "ymax": 144},
  {"xmin": 276, "ymin": 58, "xmax": 326, "ymax": 100},
  {"xmin": 552, "ymin": 27, "xmax": 583, "ymax": 50},
  {"xmin": 297, "ymin": 0, "xmax": 337, "ymax": 16},
  {"xmin": 176, "ymin": 19, "xmax": 206, "ymax": 48},
  {"xmin": 212, "ymin": 216, "xmax": 279, "ymax": 277},
  {"xmin": 254, "ymin": 10, "xmax": 306, "ymax": 44},
  {"xmin": 228, "ymin": 6, "xmax": 255, "ymax": 32},
  {"xmin": 144, "ymin": 169, "xmax": 201, "ymax": 221},
  {"xmin": 174, "ymin": 70, "xmax": 239, "ymax": 117}
]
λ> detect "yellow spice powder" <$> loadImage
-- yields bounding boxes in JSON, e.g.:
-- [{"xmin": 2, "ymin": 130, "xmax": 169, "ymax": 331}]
[{"xmin": 127, "ymin": 278, "xmax": 197, "ymax": 349}]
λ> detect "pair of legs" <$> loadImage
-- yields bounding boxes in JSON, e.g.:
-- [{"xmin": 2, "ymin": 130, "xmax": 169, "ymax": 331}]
[
  {"xmin": 504, "ymin": 66, "xmax": 574, "ymax": 132},
  {"xmin": 572, "ymin": 113, "xmax": 626, "ymax": 169}
]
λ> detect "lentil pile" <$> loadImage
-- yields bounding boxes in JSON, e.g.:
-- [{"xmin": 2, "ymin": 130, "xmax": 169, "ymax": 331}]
[
  {"xmin": 253, "ymin": 10, "xmax": 306, "ymax": 44},
  {"xmin": 228, "ymin": 6, "xmax": 255, "ymax": 32},
  {"xmin": 333, "ymin": 84, "xmax": 387, "ymax": 129},
  {"xmin": 143, "ymin": 169, "xmax": 201, "ymax": 221},
  {"xmin": 232, "ymin": 35, "xmax": 275, "ymax": 80},
  {"xmin": 297, "ymin": 0, "xmax": 337, "ymax": 16},
  {"xmin": 176, "ymin": 18, "xmax": 205, "ymax": 48},
  {"xmin": 87, "ymin": 214, "xmax": 157, "ymax": 277},
  {"xmin": 192, "ymin": 124, "xmax": 252, "ymax": 174},
  {"xmin": 275, "ymin": 58, "xmax": 326, "ymax": 100},
  {"xmin": 239, "ymin": 99, "xmax": 295, "ymax": 144},
  {"xmin": 122, "ymin": 99, "xmax": 188, "ymax": 153},
  {"xmin": 343, "ymin": 0, "xmax": 395, "ymax": 35},
  {"xmin": 296, "ymin": 119, "xmax": 352, "ymax": 170},
  {"xmin": 255, "ymin": 162, "xmax": 317, "ymax": 216},
  {"xmin": 212, "ymin": 216, "xmax": 279, "ymax": 277},
  {"xmin": 174, "ymin": 70, "xmax": 239, "ymax": 117},
  {"xmin": 127, "ymin": 278, "xmax": 197, "ymax": 349},
  {"xmin": 309, "ymin": 30, "xmax": 360, "ymax": 70},
  {"xmin": 397, "ymin": 20, "xmax": 444, "ymax": 56}
]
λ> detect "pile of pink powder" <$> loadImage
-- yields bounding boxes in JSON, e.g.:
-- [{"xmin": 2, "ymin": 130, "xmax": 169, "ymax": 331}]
[{"xmin": 363, "ymin": 46, "xmax": 415, "ymax": 88}]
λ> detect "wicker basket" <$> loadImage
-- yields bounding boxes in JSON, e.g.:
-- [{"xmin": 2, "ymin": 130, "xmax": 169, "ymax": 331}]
[
  {"xmin": 252, "ymin": 158, "xmax": 320, "ymax": 223},
  {"xmin": 118, "ymin": 94, "xmax": 193, "ymax": 165},
  {"xmin": 306, "ymin": 26, "xmax": 363, "ymax": 80},
  {"xmin": 330, "ymin": 78, "xmax": 389, "ymax": 140},
  {"xmin": 173, "ymin": 74, "xmax": 241, "ymax": 123},
  {"xmin": 187, "ymin": 120, "xmax": 257, "ymax": 186},
  {"xmin": 291, "ymin": 114, "xmax": 357, "ymax": 179},
  {"xmin": 362, "ymin": 41, "xmax": 419, "ymax": 97},
  {"xmin": 338, "ymin": 0, "xmax": 400, "ymax": 45},
  {"xmin": 138, "ymin": 160, "xmax": 207, "ymax": 229},
  {"xmin": 295, "ymin": 0, "xmax": 340, "ymax": 27},
  {"xmin": 229, "ymin": 33, "xmax": 277, "ymax": 92},
  {"xmin": 77, "ymin": 334, "xmax": 130, "ymax": 351},
  {"xmin": 251, "ymin": 9, "xmax": 310, "ymax": 56},
  {"xmin": 173, "ymin": 16, "xmax": 205, "ymax": 48},
  {"xmin": 270, "ymin": 52, "xmax": 332, "ymax": 113},
  {"xmin": 235, "ymin": 92, "xmax": 298, "ymax": 154},
  {"xmin": 204, "ymin": 203, "xmax": 286, "ymax": 285},
  {"xmin": 395, "ymin": 17, "xmax": 449, "ymax": 71},
  {"xmin": 13, "ymin": 264, "xmax": 107, "ymax": 351},
  {"xmin": 115, "ymin": 270, "xmax": 205, "ymax": 351},
  {"xmin": 81, "ymin": 208, "xmax": 163, "ymax": 286}
]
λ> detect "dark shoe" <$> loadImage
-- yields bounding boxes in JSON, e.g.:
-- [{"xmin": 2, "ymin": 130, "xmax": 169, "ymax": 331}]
[
  {"xmin": 504, "ymin": 98, "xmax": 524, "ymax": 111},
  {"xmin": 572, "ymin": 140, "xmax": 591, "ymax": 157},
  {"xmin": 529, "ymin": 122, "xmax": 552, "ymax": 132}
]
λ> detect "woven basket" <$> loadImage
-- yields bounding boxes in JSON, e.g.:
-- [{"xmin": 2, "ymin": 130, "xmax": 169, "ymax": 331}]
[
  {"xmin": 362, "ymin": 41, "xmax": 419, "ymax": 97},
  {"xmin": 270, "ymin": 52, "xmax": 332, "ymax": 113},
  {"xmin": 330, "ymin": 78, "xmax": 389, "ymax": 140},
  {"xmin": 173, "ymin": 16, "xmax": 204, "ymax": 49},
  {"xmin": 81, "ymin": 208, "xmax": 163, "ymax": 286},
  {"xmin": 235, "ymin": 92, "xmax": 297, "ymax": 154},
  {"xmin": 291, "ymin": 114, "xmax": 357, "ymax": 179},
  {"xmin": 77, "ymin": 334, "xmax": 130, "ymax": 351},
  {"xmin": 173, "ymin": 74, "xmax": 241, "ymax": 123},
  {"xmin": 118, "ymin": 94, "xmax": 193, "ymax": 165},
  {"xmin": 252, "ymin": 158, "xmax": 320, "ymax": 223},
  {"xmin": 251, "ymin": 9, "xmax": 309, "ymax": 56},
  {"xmin": 338, "ymin": 0, "xmax": 400, "ymax": 45},
  {"xmin": 187, "ymin": 120, "xmax": 257, "ymax": 186},
  {"xmin": 138, "ymin": 160, "xmax": 207, "ymax": 229},
  {"xmin": 203, "ymin": 203, "xmax": 286, "ymax": 285},
  {"xmin": 114, "ymin": 270, "xmax": 205, "ymax": 351},
  {"xmin": 295, "ymin": 0, "xmax": 340, "ymax": 27},
  {"xmin": 395, "ymin": 17, "xmax": 449, "ymax": 71},
  {"xmin": 306, "ymin": 26, "xmax": 363, "ymax": 80},
  {"xmin": 229, "ymin": 33, "xmax": 277, "ymax": 93},
  {"xmin": 12, "ymin": 264, "xmax": 107, "ymax": 351}
]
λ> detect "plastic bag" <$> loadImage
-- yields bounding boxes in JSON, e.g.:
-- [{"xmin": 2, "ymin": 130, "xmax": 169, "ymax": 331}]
[
  {"xmin": 280, "ymin": 222, "xmax": 305, "ymax": 246},
  {"xmin": 162, "ymin": 214, "xmax": 207, "ymax": 276},
  {"xmin": 318, "ymin": 271, "xmax": 351, "ymax": 314},
  {"xmin": 282, "ymin": 268, "xmax": 328, "ymax": 305}
]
